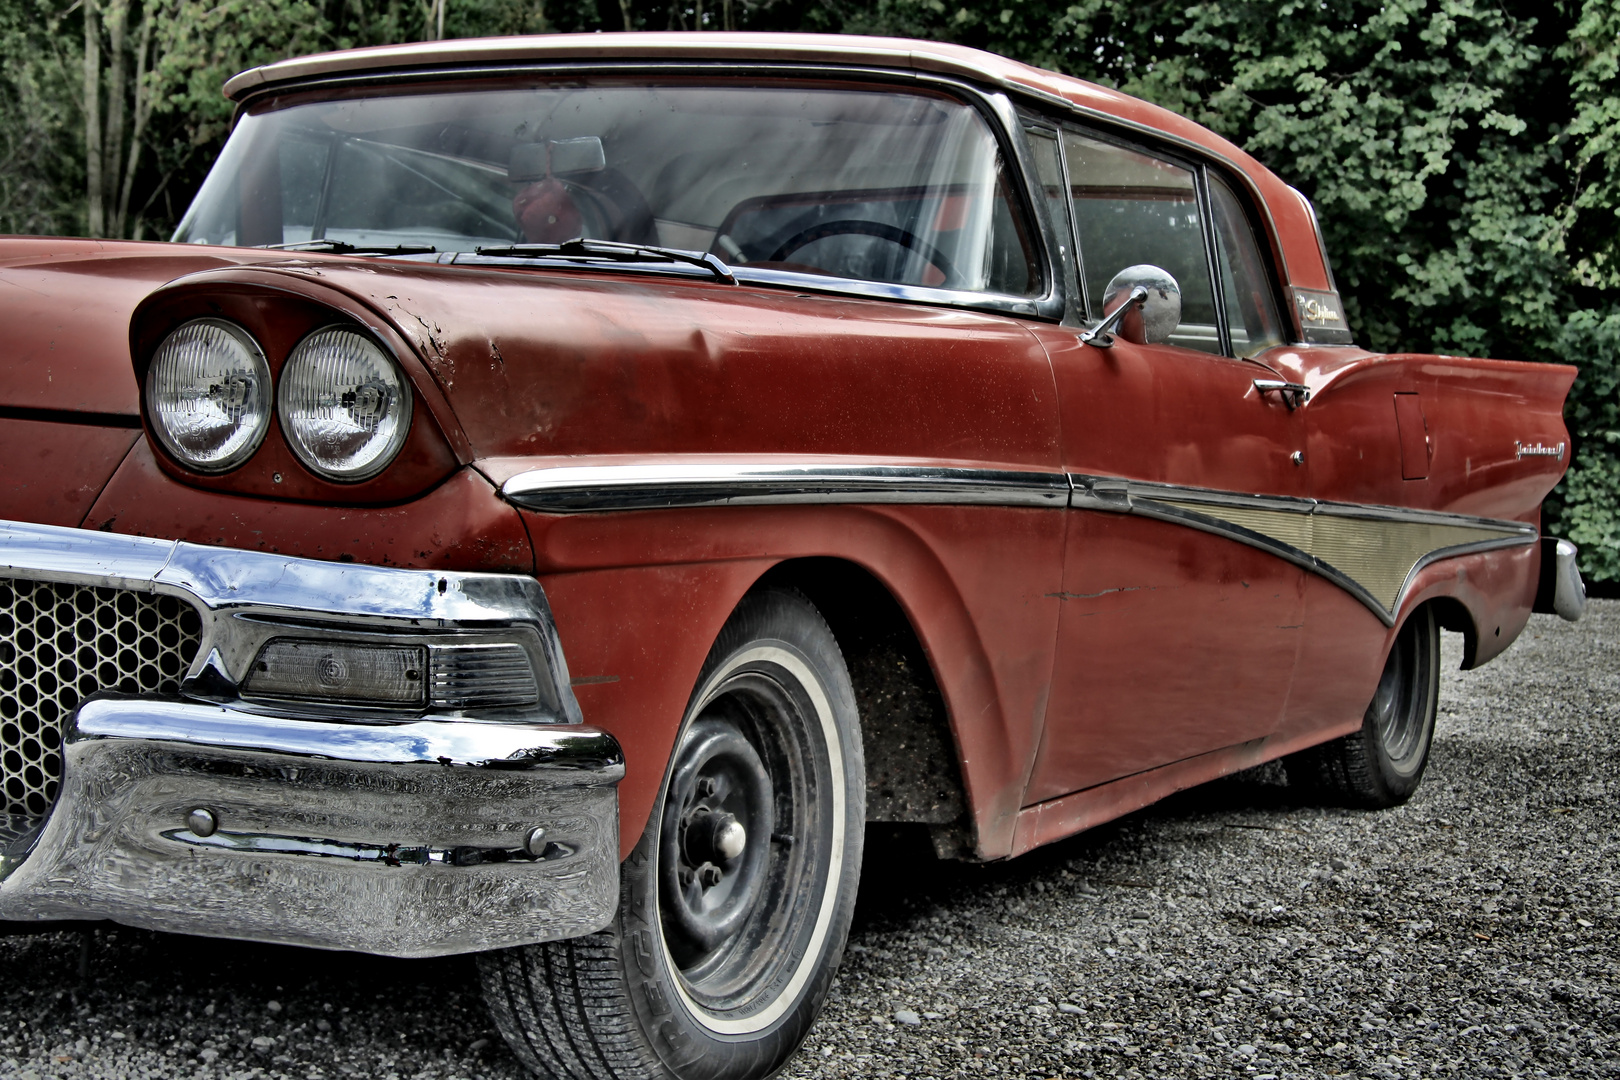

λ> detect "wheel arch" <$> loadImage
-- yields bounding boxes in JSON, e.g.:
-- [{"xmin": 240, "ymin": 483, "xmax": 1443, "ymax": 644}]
[
  {"xmin": 1393, "ymin": 540, "xmax": 1539, "ymax": 671},
  {"xmin": 754, "ymin": 557, "xmax": 975, "ymax": 859},
  {"xmin": 533, "ymin": 502, "xmax": 1056, "ymax": 863}
]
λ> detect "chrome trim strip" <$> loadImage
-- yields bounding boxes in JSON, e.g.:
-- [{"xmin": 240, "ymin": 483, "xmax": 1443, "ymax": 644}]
[
  {"xmin": 1083, "ymin": 476, "xmax": 1537, "ymax": 535},
  {"xmin": 499, "ymin": 461, "xmax": 1532, "ymax": 623},
  {"xmin": 502, "ymin": 463, "xmax": 1071, "ymax": 513},
  {"xmin": 72, "ymin": 696, "xmax": 622, "ymax": 772}
]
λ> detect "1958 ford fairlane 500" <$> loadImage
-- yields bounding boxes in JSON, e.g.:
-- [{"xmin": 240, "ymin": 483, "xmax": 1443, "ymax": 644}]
[{"xmin": 0, "ymin": 32, "xmax": 1585, "ymax": 1080}]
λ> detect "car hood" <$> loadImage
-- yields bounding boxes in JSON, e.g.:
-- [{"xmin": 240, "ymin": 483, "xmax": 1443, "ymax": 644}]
[{"xmin": 0, "ymin": 239, "xmax": 269, "ymax": 416}]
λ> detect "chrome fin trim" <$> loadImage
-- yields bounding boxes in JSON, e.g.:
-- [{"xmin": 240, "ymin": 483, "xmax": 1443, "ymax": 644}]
[
  {"xmin": 502, "ymin": 463, "xmax": 1071, "ymax": 513},
  {"xmin": 1071, "ymin": 474, "xmax": 1535, "ymax": 624}
]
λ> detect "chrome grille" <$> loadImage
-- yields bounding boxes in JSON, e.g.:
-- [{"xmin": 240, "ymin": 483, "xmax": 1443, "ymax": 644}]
[{"xmin": 0, "ymin": 579, "xmax": 202, "ymax": 816}]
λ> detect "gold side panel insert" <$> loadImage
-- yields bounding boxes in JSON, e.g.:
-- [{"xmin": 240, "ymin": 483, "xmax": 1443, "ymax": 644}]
[
  {"xmin": 1158, "ymin": 500, "xmax": 1525, "ymax": 612},
  {"xmin": 1308, "ymin": 518, "xmax": 1522, "ymax": 610}
]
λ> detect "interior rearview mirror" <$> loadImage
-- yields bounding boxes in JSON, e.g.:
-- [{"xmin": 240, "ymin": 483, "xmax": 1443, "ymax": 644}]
[{"xmin": 508, "ymin": 137, "xmax": 607, "ymax": 182}]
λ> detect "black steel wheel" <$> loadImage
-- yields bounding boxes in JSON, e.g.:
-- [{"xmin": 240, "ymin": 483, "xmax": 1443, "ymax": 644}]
[
  {"xmin": 479, "ymin": 588, "xmax": 865, "ymax": 1080},
  {"xmin": 1285, "ymin": 604, "xmax": 1440, "ymax": 808}
]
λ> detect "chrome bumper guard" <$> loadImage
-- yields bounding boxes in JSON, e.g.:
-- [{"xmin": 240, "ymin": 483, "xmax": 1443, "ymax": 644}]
[
  {"xmin": 1534, "ymin": 537, "xmax": 1587, "ymax": 623},
  {"xmin": 0, "ymin": 521, "xmax": 623, "ymax": 957}
]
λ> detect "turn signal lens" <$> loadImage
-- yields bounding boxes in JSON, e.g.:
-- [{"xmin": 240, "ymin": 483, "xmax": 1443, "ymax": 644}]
[
  {"xmin": 279, "ymin": 327, "xmax": 412, "ymax": 481},
  {"xmin": 145, "ymin": 318, "xmax": 272, "ymax": 473},
  {"xmin": 245, "ymin": 639, "xmax": 426, "ymax": 706}
]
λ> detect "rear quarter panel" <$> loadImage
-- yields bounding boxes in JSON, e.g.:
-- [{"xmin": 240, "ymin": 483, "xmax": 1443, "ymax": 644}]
[{"xmin": 1275, "ymin": 348, "xmax": 1574, "ymax": 747}]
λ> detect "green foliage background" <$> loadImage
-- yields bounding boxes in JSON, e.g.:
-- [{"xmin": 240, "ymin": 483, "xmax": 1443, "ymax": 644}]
[{"xmin": 2, "ymin": 0, "xmax": 1617, "ymax": 581}]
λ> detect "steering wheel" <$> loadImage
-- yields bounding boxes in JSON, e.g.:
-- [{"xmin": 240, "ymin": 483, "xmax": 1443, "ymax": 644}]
[{"xmin": 768, "ymin": 220, "xmax": 958, "ymax": 288}]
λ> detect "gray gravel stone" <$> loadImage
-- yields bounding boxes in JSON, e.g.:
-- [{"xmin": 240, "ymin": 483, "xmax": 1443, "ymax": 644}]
[{"xmin": 0, "ymin": 604, "xmax": 1614, "ymax": 1080}]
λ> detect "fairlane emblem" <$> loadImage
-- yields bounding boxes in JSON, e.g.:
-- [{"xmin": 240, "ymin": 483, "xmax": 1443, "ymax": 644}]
[{"xmin": 1515, "ymin": 441, "xmax": 1566, "ymax": 460}]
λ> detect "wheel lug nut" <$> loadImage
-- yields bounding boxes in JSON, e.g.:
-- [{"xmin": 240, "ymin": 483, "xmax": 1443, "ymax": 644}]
[
  {"xmin": 698, "ymin": 862, "xmax": 723, "ymax": 888},
  {"xmin": 696, "ymin": 777, "xmax": 718, "ymax": 798}
]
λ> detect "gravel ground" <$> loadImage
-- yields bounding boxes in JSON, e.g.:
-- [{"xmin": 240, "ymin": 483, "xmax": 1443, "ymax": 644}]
[{"xmin": 1, "ymin": 602, "xmax": 1615, "ymax": 1080}]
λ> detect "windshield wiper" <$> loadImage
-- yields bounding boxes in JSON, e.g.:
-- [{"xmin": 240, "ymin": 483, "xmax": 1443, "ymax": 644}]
[
  {"xmin": 261, "ymin": 239, "xmax": 438, "ymax": 256},
  {"xmin": 473, "ymin": 238, "xmax": 736, "ymax": 284}
]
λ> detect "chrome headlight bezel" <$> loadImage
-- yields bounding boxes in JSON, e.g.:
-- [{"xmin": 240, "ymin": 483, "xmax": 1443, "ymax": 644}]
[
  {"xmin": 144, "ymin": 317, "xmax": 274, "ymax": 474},
  {"xmin": 277, "ymin": 325, "xmax": 414, "ymax": 483}
]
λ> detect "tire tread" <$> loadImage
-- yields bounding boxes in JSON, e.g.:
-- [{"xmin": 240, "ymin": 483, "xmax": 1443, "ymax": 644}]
[{"xmin": 478, "ymin": 930, "xmax": 668, "ymax": 1080}]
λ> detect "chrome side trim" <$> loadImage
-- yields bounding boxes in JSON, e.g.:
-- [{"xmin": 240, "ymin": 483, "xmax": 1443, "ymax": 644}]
[
  {"xmin": 502, "ymin": 462, "xmax": 1071, "ymax": 513},
  {"xmin": 498, "ymin": 460, "xmax": 1531, "ymax": 623}
]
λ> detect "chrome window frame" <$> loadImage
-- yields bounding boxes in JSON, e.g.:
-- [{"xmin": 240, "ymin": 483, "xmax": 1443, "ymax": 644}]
[
  {"xmin": 1203, "ymin": 166, "xmax": 1295, "ymax": 358},
  {"xmin": 1038, "ymin": 118, "xmax": 1236, "ymax": 352}
]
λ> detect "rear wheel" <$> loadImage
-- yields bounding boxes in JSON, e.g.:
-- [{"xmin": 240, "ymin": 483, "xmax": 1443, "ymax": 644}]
[
  {"xmin": 479, "ymin": 588, "xmax": 865, "ymax": 1080},
  {"xmin": 1285, "ymin": 605, "xmax": 1440, "ymax": 809}
]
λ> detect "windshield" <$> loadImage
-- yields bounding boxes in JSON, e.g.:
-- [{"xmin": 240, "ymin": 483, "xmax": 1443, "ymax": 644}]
[{"xmin": 174, "ymin": 79, "xmax": 1040, "ymax": 297}]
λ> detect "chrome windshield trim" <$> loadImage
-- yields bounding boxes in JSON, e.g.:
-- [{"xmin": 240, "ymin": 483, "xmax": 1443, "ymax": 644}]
[
  {"xmin": 728, "ymin": 266, "xmax": 1045, "ymax": 318},
  {"xmin": 502, "ymin": 462, "xmax": 1071, "ymax": 513}
]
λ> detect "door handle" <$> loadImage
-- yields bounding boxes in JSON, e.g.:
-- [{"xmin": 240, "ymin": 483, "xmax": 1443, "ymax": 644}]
[{"xmin": 1254, "ymin": 379, "xmax": 1310, "ymax": 410}]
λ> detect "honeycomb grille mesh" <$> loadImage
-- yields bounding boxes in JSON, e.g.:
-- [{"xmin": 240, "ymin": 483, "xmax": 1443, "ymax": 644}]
[{"xmin": 0, "ymin": 579, "xmax": 202, "ymax": 816}]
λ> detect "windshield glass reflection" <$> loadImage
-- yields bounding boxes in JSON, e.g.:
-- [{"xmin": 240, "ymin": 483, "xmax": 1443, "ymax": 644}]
[{"xmin": 175, "ymin": 80, "xmax": 1038, "ymax": 296}]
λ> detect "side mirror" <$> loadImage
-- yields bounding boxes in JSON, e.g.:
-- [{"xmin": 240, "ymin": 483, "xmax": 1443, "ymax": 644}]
[{"xmin": 1080, "ymin": 264, "xmax": 1182, "ymax": 348}]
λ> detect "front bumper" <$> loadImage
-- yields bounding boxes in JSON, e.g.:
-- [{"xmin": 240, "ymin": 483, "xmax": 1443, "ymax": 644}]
[{"xmin": 0, "ymin": 520, "xmax": 622, "ymax": 957}]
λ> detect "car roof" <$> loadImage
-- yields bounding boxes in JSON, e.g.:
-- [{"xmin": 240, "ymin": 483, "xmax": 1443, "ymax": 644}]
[
  {"xmin": 225, "ymin": 32, "xmax": 1206, "ymax": 150},
  {"xmin": 221, "ymin": 32, "xmax": 1334, "ymax": 293}
]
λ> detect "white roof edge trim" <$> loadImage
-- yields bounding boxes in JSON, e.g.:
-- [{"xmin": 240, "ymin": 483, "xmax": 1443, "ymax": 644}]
[{"xmin": 221, "ymin": 35, "xmax": 1038, "ymax": 102}]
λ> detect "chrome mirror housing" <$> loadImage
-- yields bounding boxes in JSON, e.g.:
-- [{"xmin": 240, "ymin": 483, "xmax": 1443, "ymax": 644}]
[{"xmin": 1082, "ymin": 264, "xmax": 1182, "ymax": 348}]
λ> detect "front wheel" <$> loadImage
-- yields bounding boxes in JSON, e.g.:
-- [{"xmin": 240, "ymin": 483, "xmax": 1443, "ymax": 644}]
[
  {"xmin": 1285, "ymin": 604, "xmax": 1440, "ymax": 808},
  {"xmin": 479, "ymin": 588, "xmax": 865, "ymax": 1080}
]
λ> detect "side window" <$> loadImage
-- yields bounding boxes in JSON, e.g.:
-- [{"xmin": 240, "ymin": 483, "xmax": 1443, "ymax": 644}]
[
  {"xmin": 1062, "ymin": 130, "xmax": 1220, "ymax": 354},
  {"xmin": 1024, "ymin": 127, "xmax": 1071, "ymax": 255},
  {"xmin": 1209, "ymin": 175, "xmax": 1287, "ymax": 358}
]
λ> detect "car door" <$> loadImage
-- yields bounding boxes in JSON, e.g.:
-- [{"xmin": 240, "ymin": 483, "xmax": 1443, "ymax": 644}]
[{"xmin": 1022, "ymin": 126, "xmax": 1309, "ymax": 804}]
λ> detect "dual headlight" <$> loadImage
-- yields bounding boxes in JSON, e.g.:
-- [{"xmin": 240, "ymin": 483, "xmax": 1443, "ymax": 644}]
[{"xmin": 145, "ymin": 318, "xmax": 412, "ymax": 481}]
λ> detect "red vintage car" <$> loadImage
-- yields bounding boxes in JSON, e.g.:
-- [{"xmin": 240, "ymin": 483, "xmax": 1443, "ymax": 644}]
[{"xmin": 0, "ymin": 32, "xmax": 1585, "ymax": 1080}]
